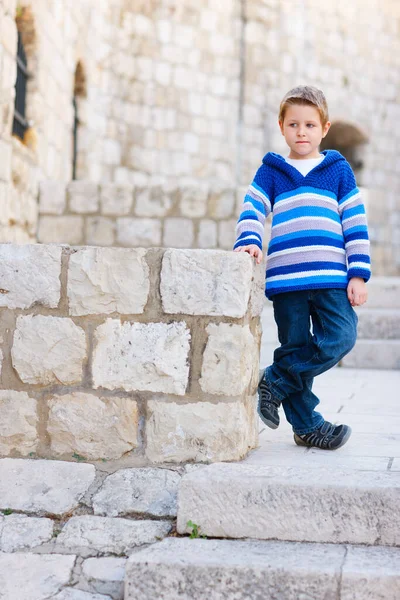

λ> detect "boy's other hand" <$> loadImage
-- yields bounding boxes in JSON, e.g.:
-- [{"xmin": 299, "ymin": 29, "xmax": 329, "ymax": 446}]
[
  {"xmin": 347, "ymin": 277, "xmax": 368, "ymax": 306},
  {"xmin": 234, "ymin": 244, "xmax": 263, "ymax": 264}
]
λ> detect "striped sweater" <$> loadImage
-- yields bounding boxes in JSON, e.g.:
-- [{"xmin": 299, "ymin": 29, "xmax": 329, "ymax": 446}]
[{"xmin": 234, "ymin": 150, "xmax": 371, "ymax": 298}]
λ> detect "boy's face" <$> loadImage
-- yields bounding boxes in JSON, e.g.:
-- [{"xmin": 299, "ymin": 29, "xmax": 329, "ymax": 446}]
[{"xmin": 279, "ymin": 104, "xmax": 331, "ymax": 160}]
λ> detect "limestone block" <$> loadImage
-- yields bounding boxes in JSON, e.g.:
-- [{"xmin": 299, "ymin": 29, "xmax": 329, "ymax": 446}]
[
  {"xmin": 0, "ymin": 553, "xmax": 76, "ymax": 600},
  {"xmin": 100, "ymin": 184, "xmax": 133, "ymax": 215},
  {"xmin": 197, "ymin": 219, "xmax": 217, "ymax": 248},
  {"xmin": 342, "ymin": 340, "xmax": 400, "ymax": 370},
  {"xmin": 209, "ymin": 187, "xmax": 235, "ymax": 218},
  {"xmin": 85, "ymin": 217, "xmax": 115, "ymax": 246},
  {"xmin": 0, "ymin": 139, "xmax": 12, "ymax": 181},
  {"xmin": 161, "ymin": 249, "xmax": 253, "ymax": 317},
  {"xmin": 38, "ymin": 215, "xmax": 84, "ymax": 244},
  {"xmin": 125, "ymin": 538, "xmax": 345, "ymax": 600},
  {"xmin": 179, "ymin": 184, "xmax": 209, "ymax": 217},
  {"xmin": 48, "ymin": 393, "xmax": 138, "ymax": 460},
  {"xmin": 12, "ymin": 315, "xmax": 86, "ymax": 385},
  {"xmin": 92, "ymin": 320, "xmax": 190, "ymax": 395},
  {"xmin": 250, "ymin": 260, "xmax": 267, "ymax": 316},
  {"xmin": 145, "ymin": 399, "xmax": 255, "ymax": 463},
  {"xmin": 0, "ymin": 243, "xmax": 61, "ymax": 309},
  {"xmin": 163, "ymin": 218, "xmax": 194, "ymax": 248},
  {"xmin": 0, "ymin": 514, "xmax": 54, "ymax": 552},
  {"xmin": 356, "ymin": 309, "xmax": 400, "ymax": 340},
  {"xmin": 67, "ymin": 247, "xmax": 149, "ymax": 316},
  {"xmin": 56, "ymin": 516, "xmax": 172, "ymax": 554},
  {"xmin": 200, "ymin": 324, "xmax": 258, "ymax": 395},
  {"xmin": 39, "ymin": 180, "xmax": 67, "ymax": 215},
  {"xmin": 341, "ymin": 545, "xmax": 400, "ymax": 600},
  {"xmin": 117, "ymin": 217, "xmax": 162, "ymax": 247},
  {"xmin": 177, "ymin": 464, "xmax": 400, "ymax": 545},
  {"xmin": 68, "ymin": 181, "xmax": 99, "ymax": 214},
  {"xmin": 218, "ymin": 219, "xmax": 237, "ymax": 249},
  {"xmin": 135, "ymin": 185, "xmax": 176, "ymax": 217},
  {"xmin": 53, "ymin": 590, "xmax": 112, "ymax": 600},
  {"xmin": 0, "ymin": 390, "xmax": 38, "ymax": 456},
  {"xmin": 93, "ymin": 468, "xmax": 181, "ymax": 517},
  {"xmin": 0, "ymin": 458, "xmax": 95, "ymax": 515},
  {"xmin": 82, "ymin": 557, "xmax": 126, "ymax": 599}
]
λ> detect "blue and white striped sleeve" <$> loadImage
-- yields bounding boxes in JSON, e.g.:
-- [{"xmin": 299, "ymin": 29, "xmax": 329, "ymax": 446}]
[
  {"xmin": 233, "ymin": 165, "xmax": 272, "ymax": 251},
  {"xmin": 338, "ymin": 162, "xmax": 371, "ymax": 282}
]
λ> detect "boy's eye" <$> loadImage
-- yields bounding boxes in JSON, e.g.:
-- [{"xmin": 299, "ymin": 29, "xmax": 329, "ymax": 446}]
[{"xmin": 307, "ymin": 124, "xmax": 315, "ymax": 128}]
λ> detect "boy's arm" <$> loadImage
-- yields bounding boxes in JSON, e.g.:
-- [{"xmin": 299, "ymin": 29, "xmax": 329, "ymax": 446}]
[
  {"xmin": 233, "ymin": 164, "xmax": 272, "ymax": 253},
  {"xmin": 338, "ymin": 162, "xmax": 371, "ymax": 283}
]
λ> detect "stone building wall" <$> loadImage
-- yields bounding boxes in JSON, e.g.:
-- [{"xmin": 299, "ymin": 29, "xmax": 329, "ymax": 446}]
[{"xmin": 0, "ymin": 244, "xmax": 264, "ymax": 464}]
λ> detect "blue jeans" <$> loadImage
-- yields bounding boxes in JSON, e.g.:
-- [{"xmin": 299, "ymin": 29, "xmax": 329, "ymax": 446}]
[{"xmin": 264, "ymin": 288, "xmax": 358, "ymax": 435}]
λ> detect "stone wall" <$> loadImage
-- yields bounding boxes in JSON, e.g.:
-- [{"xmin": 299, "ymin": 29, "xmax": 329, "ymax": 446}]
[{"xmin": 0, "ymin": 244, "xmax": 263, "ymax": 464}]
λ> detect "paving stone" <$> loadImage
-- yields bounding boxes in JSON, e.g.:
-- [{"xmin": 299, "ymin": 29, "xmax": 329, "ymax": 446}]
[
  {"xmin": 341, "ymin": 545, "xmax": 400, "ymax": 600},
  {"xmin": 12, "ymin": 315, "xmax": 87, "ymax": 385},
  {"xmin": 0, "ymin": 390, "xmax": 38, "ymax": 456},
  {"xmin": 177, "ymin": 463, "xmax": 400, "ymax": 545},
  {"xmin": 0, "ymin": 458, "xmax": 95, "ymax": 515},
  {"xmin": 161, "ymin": 249, "xmax": 253, "ymax": 317},
  {"xmin": 200, "ymin": 323, "xmax": 258, "ymax": 395},
  {"xmin": 0, "ymin": 553, "xmax": 76, "ymax": 600},
  {"xmin": 125, "ymin": 538, "xmax": 345, "ymax": 599},
  {"xmin": 93, "ymin": 468, "xmax": 180, "ymax": 517},
  {"xmin": 0, "ymin": 514, "xmax": 54, "ymax": 552},
  {"xmin": 67, "ymin": 247, "xmax": 150, "ymax": 316},
  {"xmin": 145, "ymin": 399, "xmax": 257, "ymax": 463},
  {"xmin": 82, "ymin": 557, "xmax": 126, "ymax": 599},
  {"xmin": 56, "ymin": 516, "xmax": 172, "ymax": 555},
  {"xmin": 48, "ymin": 393, "xmax": 138, "ymax": 460},
  {"xmin": 92, "ymin": 320, "xmax": 190, "ymax": 395},
  {"xmin": 0, "ymin": 243, "xmax": 61, "ymax": 309},
  {"xmin": 52, "ymin": 589, "xmax": 112, "ymax": 600}
]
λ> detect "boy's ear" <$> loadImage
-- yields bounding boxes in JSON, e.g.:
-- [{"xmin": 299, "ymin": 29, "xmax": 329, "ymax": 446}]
[
  {"xmin": 278, "ymin": 120, "xmax": 284, "ymax": 134},
  {"xmin": 322, "ymin": 120, "xmax": 331, "ymax": 138}
]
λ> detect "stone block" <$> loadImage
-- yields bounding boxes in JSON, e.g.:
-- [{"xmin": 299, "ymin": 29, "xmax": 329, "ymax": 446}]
[
  {"xmin": 218, "ymin": 219, "xmax": 237, "ymax": 249},
  {"xmin": 0, "ymin": 138, "xmax": 12, "ymax": 181},
  {"xmin": 68, "ymin": 181, "xmax": 99, "ymax": 214},
  {"xmin": 12, "ymin": 315, "xmax": 86, "ymax": 385},
  {"xmin": 208, "ymin": 187, "xmax": 235, "ymax": 218},
  {"xmin": 0, "ymin": 390, "xmax": 38, "ymax": 456},
  {"xmin": 341, "ymin": 340, "xmax": 400, "ymax": 370},
  {"xmin": 0, "ymin": 458, "xmax": 95, "ymax": 515},
  {"xmin": 85, "ymin": 217, "xmax": 115, "ymax": 246},
  {"xmin": 179, "ymin": 185, "xmax": 209, "ymax": 217},
  {"xmin": 92, "ymin": 320, "xmax": 190, "ymax": 395},
  {"xmin": 362, "ymin": 277, "xmax": 400, "ymax": 309},
  {"xmin": 197, "ymin": 220, "xmax": 217, "ymax": 248},
  {"xmin": 161, "ymin": 249, "xmax": 253, "ymax": 317},
  {"xmin": 53, "ymin": 590, "xmax": 112, "ymax": 600},
  {"xmin": 341, "ymin": 545, "xmax": 400, "ymax": 600},
  {"xmin": 145, "ymin": 399, "xmax": 256, "ymax": 463},
  {"xmin": 56, "ymin": 516, "xmax": 171, "ymax": 555},
  {"xmin": 177, "ymin": 464, "xmax": 400, "ymax": 545},
  {"xmin": 100, "ymin": 184, "xmax": 133, "ymax": 216},
  {"xmin": 39, "ymin": 180, "xmax": 67, "ymax": 215},
  {"xmin": 0, "ymin": 514, "xmax": 54, "ymax": 552},
  {"xmin": 356, "ymin": 309, "xmax": 400, "ymax": 339},
  {"xmin": 163, "ymin": 218, "xmax": 194, "ymax": 248},
  {"xmin": 0, "ymin": 243, "xmax": 61, "ymax": 309},
  {"xmin": 117, "ymin": 217, "xmax": 162, "ymax": 247},
  {"xmin": 67, "ymin": 247, "xmax": 149, "ymax": 316},
  {"xmin": 125, "ymin": 538, "xmax": 345, "ymax": 600},
  {"xmin": 48, "ymin": 393, "xmax": 138, "ymax": 460},
  {"xmin": 135, "ymin": 185, "xmax": 176, "ymax": 217},
  {"xmin": 38, "ymin": 216, "xmax": 84, "ymax": 244},
  {"xmin": 82, "ymin": 557, "xmax": 126, "ymax": 599},
  {"xmin": 0, "ymin": 554, "xmax": 76, "ymax": 600},
  {"xmin": 200, "ymin": 324, "xmax": 258, "ymax": 395},
  {"xmin": 93, "ymin": 467, "xmax": 181, "ymax": 517}
]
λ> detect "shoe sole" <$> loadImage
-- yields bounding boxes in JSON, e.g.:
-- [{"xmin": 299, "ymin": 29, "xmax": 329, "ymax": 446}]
[
  {"xmin": 257, "ymin": 368, "xmax": 280, "ymax": 430},
  {"xmin": 293, "ymin": 426, "xmax": 352, "ymax": 450}
]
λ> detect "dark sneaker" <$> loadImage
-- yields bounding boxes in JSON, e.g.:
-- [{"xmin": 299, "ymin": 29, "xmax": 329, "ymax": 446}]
[
  {"xmin": 257, "ymin": 371, "xmax": 280, "ymax": 429},
  {"xmin": 294, "ymin": 421, "xmax": 352, "ymax": 450}
]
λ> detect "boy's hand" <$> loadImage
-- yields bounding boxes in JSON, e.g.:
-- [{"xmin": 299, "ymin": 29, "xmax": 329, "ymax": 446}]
[
  {"xmin": 347, "ymin": 277, "xmax": 368, "ymax": 306},
  {"xmin": 234, "ymin": 244, "xmax": 263, "ymax": 264}
]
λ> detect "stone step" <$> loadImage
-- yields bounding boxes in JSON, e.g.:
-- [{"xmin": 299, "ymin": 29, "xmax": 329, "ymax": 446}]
[
  {"xmin": 356, "ymin": 309, "xmax": 400, "ymax": 340},
  {"xmin": 341, "ymin": 339, "xmax": 400, "ymax": 369},
  {"xmin": 125, "ymin": 538, "xmax": 400, "ymax": 600},
  {"xmin": 365, "ymin": 277, "xmax": 400, "ymax": 309},
  {"xmin": 177, "ymin": 463, "xmax": 400, "ymax": 546}
]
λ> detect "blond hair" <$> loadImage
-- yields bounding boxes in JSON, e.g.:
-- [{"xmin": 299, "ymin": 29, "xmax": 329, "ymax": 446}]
[{"xmin": 279, "ymin": 86, "xmax": 329, "ymax": 126}]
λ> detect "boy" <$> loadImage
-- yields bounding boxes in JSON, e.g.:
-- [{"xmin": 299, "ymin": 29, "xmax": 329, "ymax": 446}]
[{"xmin": 234, "ymin": 86, "xmax": 370, "ymax": 450}]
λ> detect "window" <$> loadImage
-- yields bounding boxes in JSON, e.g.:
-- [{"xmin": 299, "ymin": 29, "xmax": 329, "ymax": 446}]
[{"xmin": 12, "ymin": 31, "xmax": 29, "ymax": 140}]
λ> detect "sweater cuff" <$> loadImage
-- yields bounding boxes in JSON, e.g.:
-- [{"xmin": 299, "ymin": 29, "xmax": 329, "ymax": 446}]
[
  {"xmin": 233, "ymin": 239, "xmax": 263, "ymax": 251},
  {"xmin": 348, "ymin": 268, "xmax": 371, "ymax": 283}
]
